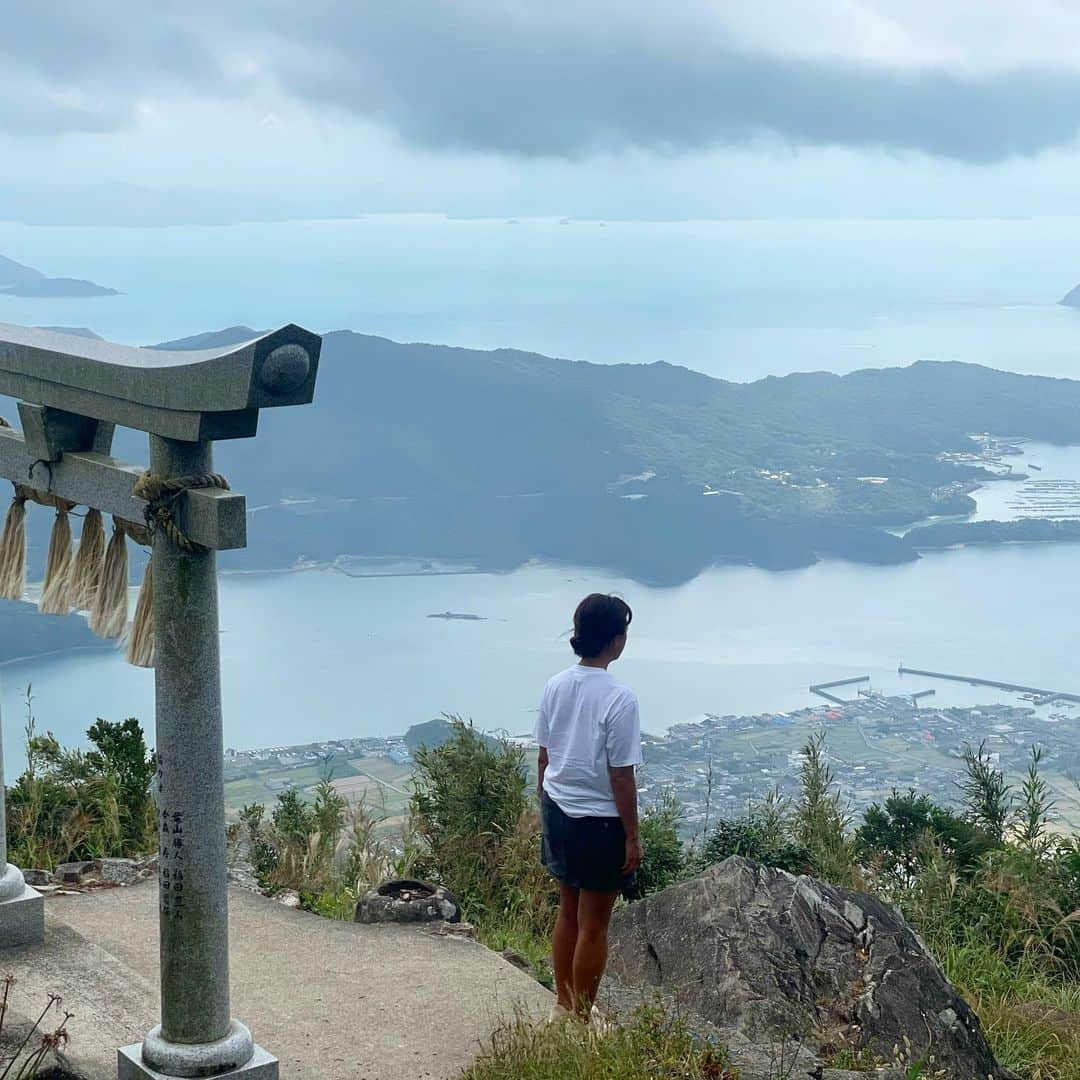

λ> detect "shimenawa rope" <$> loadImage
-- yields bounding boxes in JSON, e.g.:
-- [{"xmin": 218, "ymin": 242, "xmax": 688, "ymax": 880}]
[
  {"xmin": 0, "ymin": 485, "xmax": 28, "ymax": 601},
  {"xmin": 132, "ymin": 471, "xmax": 230, "ymax": 552},
  {"xmin": 0, "ymin": 422, "xmax": 227, "ymax": 668},
  {"xmin": 123, "ymin": 471, "xmax": 229, "ymax": 668}
]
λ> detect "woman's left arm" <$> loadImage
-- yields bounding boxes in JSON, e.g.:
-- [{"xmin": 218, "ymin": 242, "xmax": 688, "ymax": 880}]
[{"xmin": 537, "ymin": 745, "xmax": 549, "ymax": 801}]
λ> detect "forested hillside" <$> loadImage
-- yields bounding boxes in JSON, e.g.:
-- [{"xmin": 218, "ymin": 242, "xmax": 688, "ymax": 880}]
[{"xmin": 11, "ymin": 326, "xmax": 1080, "ymax": 583}]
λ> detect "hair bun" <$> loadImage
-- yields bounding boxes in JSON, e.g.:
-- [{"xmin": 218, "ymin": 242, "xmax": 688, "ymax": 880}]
[{"xmin": 569, "ymin": 593, "xmax": 632, "ymax": 659}]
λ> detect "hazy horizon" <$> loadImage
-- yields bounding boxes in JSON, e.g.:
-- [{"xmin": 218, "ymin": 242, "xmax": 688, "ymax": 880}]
[{"xmin": 6, "ymin": 213, "xmax": 1080, "ymax": 384}]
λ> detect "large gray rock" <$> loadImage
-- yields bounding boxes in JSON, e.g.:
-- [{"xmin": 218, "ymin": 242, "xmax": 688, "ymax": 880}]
[{"xmin": 608, "ymin": 857, "xmax": 1003, "ymax": 1080}]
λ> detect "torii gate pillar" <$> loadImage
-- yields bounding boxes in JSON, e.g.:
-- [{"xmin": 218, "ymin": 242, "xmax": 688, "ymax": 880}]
[
  {"xmin": 0, "ymin": 323, "xmax": 321, "ymax": 1080},
  {"xmin": 120, "ymin": 435, "xmax": 272, "ymax": 1078}
]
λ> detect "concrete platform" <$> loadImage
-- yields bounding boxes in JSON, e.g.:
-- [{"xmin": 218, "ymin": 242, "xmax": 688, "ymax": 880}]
[
  {"xmin": 0, "ymin": 884, "xmax": 44, "ymax": 949},
  {"xmin": 18, "ymin": 880, "xmax": 551, "ymax": 1080}
]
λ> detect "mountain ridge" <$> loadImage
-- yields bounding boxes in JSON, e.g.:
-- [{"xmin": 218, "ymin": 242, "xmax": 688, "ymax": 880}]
[{"xmin": 8, "ymin": 324, "xmax": 1080, "ymax": 584}]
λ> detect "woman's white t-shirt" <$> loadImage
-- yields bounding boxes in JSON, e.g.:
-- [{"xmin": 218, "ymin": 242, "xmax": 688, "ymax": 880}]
[{"xmin": 534, "ymin": 664, "xmax": 642, "ymax": 818}]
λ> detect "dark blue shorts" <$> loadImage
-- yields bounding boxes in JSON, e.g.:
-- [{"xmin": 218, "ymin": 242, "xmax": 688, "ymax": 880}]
[{"xmin": 540, "ymin": 791, "xmax": 633, "ymax": 894}]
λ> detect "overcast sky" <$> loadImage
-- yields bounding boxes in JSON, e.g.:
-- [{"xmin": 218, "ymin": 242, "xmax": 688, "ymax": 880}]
[{"xmin": 5, "ymin": 1, "xmax": 1080, "ymax": 224}]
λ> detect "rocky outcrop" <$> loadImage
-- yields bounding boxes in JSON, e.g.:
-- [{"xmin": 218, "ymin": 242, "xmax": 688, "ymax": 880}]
[
  {"xmin": 30, "ymin": 856, "xmax": 157, "ymax": 893},
  {"xmin": 608, "ymin": 857, "xmax": 1003, "ymax": 1080}
]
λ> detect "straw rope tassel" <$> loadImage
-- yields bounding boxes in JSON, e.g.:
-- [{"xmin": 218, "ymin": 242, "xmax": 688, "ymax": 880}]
[
  {"xmin": 126, "ymin": 560, "xmax": 155, "ymax": 668},
  {"xmin": 89, "ymin": 519, "xmax": 129, "ymax": 639},
  {"xmin": 69, "ymin": 507, "xmax": 105, "ymax": 610},
  {"xmin": 0, "ymin": 485, "xmax": 28, "ymax": 602},
  {"xmin": 38, "ymin": 502, "xmax": 75, "ymax": 615}
]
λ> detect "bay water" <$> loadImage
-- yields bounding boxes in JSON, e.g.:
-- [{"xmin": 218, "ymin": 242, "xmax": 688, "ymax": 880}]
[
  {"xmin": 3, "ymin": 215, "xmax": 1080, "ymax": 766},
  {"xmin": 6, "ymin": 533, "xmax": 1080, "ymax": 765}
]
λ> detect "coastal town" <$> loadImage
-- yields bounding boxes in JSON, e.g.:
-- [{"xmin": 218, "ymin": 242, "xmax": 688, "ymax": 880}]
[
  {"xmin": 640, "ymin": 688, "xmax": 1080, "ymax": 835},
  {"xmin": 223, "ymin": 680, "xmax": 1080, "ymax": 836}
]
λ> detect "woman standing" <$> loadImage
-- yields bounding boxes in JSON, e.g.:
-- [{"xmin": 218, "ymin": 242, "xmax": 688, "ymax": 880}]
[{"xmin": 534, "ymin": 593, "xmax": 643, "ymax": 1021}]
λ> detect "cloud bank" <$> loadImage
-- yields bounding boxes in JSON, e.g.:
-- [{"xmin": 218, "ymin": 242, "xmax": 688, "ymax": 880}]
[{"xmin": 3, "ymin": 2, "xmax": 1080, "ymax": 163}]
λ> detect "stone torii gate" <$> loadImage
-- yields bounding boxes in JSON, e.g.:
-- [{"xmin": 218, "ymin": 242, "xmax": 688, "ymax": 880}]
[{"xmin": 0, "ymin": 322, "xmax": 322, "ymax": 1079}]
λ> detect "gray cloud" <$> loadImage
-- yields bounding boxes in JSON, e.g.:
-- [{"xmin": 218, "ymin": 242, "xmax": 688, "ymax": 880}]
[
  {"xmin": 0, "ymin": 4, "xmax": 227, "ymax": 134},
  {"xmin": 5, "ymin": 2, "xmax": 1080, "ymax": 162},
  {"xmin": 269, "ymin": 4, "xmax": 1080, "ymax": 162}
]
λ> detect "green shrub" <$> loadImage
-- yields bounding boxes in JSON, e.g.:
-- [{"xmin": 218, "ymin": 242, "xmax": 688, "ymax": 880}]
[
  {"xmin": 626, "ymin": 790, "xmax": 686, "ymax": 899},
  {"xmin": 678, "ymin": 733, "xmax": 1080, "ymax": 1079},
  {"xmin": 958, "ymin": 740, "xmax": 1013, "ymax": 844},
  {"xmin": 855, "ymin": 789, "xmax": 996, "ymax": 884},
  {"xmin": 6, "ymin": 690, "xmax": 157, "ymax": 869},
  {"xmin": 690, "ymin": 741, "xmax": 854, "ymax": 882},
  {"xmin": 410, "ymin": 716, "xmax": 557, "ymax": 933},
  {"xmin": 795, "ymin": 732, "xmax": 858, "ymax": 886},
  {"xmin": 693, "ymin": 789, "xmax": 812, "ymax": 877}
]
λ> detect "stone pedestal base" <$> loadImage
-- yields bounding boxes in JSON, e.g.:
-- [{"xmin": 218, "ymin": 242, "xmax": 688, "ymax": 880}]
[
  {"xmin": 0, "ymin": 883, "xmax": 44, "ymax": 949},
  {"xmin": 117, "ymin": 1044, "xmax": 278, "ymax": 1079}
]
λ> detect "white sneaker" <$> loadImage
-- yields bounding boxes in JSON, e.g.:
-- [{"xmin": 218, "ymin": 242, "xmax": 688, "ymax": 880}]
[{"xmin": 548, "ymin": 1002, "xmax": 573, "ymax": 1024}]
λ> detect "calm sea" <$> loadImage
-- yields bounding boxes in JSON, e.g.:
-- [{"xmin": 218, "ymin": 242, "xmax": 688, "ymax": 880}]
[
  {"xmin": 3, "ymin": 215, "xmax": 1080, "ymax": 381},
  {"xmin": 3, "ymin": 216, "xmax": 1080, "ymax": 766},
  {"xmin": 5, "ymin": 528, "xmax": 1080, "ymax": 766}
]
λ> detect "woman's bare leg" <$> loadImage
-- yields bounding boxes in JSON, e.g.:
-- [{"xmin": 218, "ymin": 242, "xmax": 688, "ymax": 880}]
[
  {"xmin": 571, "ymin": 888, "xmax": 619, "ymax": 1017},
  {"xmin": 552, "ymin": 883, "xmax": 580, "ymax": 1010}
]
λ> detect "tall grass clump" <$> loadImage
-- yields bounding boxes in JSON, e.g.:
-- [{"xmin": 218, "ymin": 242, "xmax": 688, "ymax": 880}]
[
  {"xmin": 233, "ymin": 770, "xmax": 422, "ymax": 919},
  {"xmin": 461, "ymin": 1006, "xmax": 736, "ymax": 1080}
]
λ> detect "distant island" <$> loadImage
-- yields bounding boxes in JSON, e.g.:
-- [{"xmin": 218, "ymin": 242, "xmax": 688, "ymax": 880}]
[
  {"xmin": 0, "ymin": 254, "xmax": 118, "ymax": 298},
  {"xmin": 1060, "ymin": 283, "xmax": 1080, "ymax": 308}
]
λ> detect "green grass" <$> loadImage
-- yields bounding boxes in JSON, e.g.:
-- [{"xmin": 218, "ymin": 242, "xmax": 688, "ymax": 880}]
[
  {"xmin": 224, "ymin": 779, "xmax": 274, "ymax": 807},
  {"xmin": 345, "ymin": 757, "xmax": 412, "ymax": 782},
  {"xmin": 460, "ymin": 1007, "xmax": 737, "ymax": 1080},
  {"xmin": 225, "ymin": 760, "xmax": 373, "ymax": 810},
  {"xmin": 281, "ymin": 763, "xmax": 359, "ymax": 787},
  {"xmin": 937, "ymin": 939, "xmax": 1080, "ymax": 1080}
]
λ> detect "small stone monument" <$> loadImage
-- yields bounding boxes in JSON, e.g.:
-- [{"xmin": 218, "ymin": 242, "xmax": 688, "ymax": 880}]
[
  {"xmin": 0, "ymin": 675, "xmax": 43, "ymax": 948},
  {"xmin": 355, "ymin": 879, "xmax": 459, "ymax": 924},
  {"xmin": 0, "ymin": 323, "xmax": 321, "ymax": 1079}
]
